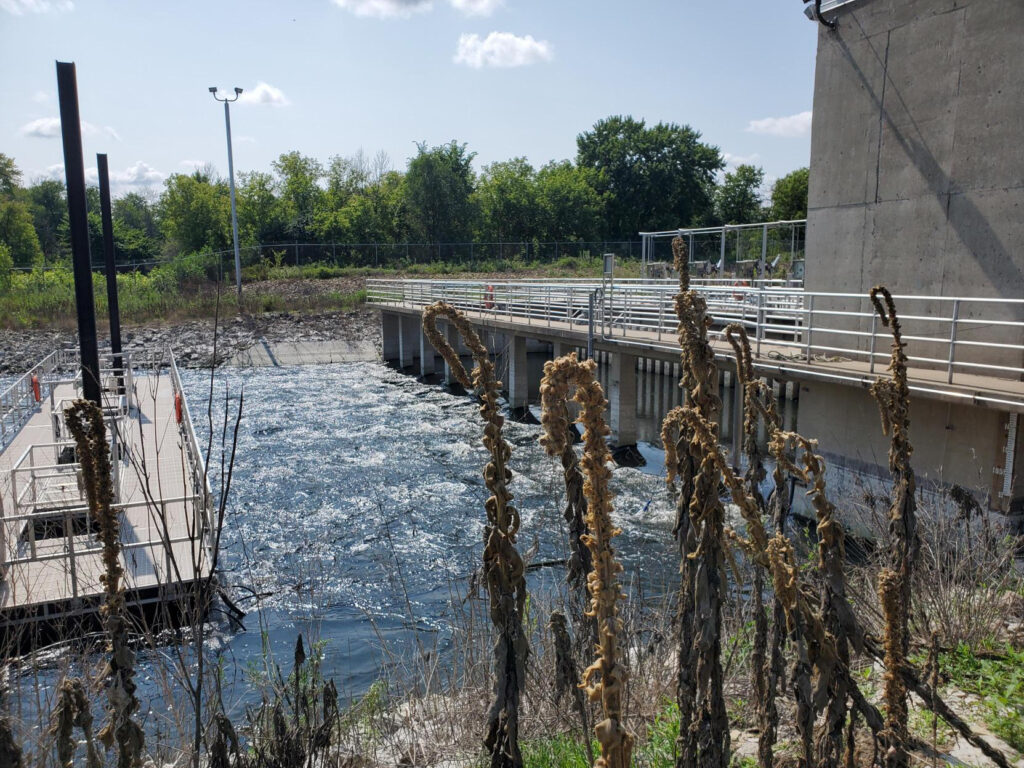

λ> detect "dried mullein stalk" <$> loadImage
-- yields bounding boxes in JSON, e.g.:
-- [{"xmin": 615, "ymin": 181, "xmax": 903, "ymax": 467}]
[
  {"xmin": 550, "ymin": 611, "xmax": 593, "ymax": 766},
  {"xmin": 422, "ymin": 303, "xmax": 528, "ymax": 768},
  {"xmin": 664, "ymin": 235, "xmax": 729, "ymax": 768},
  {"xmin": 540, "ymin": 353, "xmax": 634, "ymax": 768},
  {"xmin": 49, "ymin": 678, "xmax": 102, "ymax": 768},
  {"xmin": 64, "ymin": 400, "xmax": 144, "ymax": 768},
  {"xmin": 869, "ymin": 286, "xmax": 918, "ymax": 768}
]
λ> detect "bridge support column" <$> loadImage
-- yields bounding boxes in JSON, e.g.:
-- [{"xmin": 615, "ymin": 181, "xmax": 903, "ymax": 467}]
[
  {"xmin": 443, "ymin": 321, "xmax": 460, "ymax": 386},
  {"xmin": 508, "ymin": 335, "xmax": 528, "ymax": 410},
  {"xmin": 381, "ymin": 312, "xmax": 400, "ymax": 363},
  {"xmin": 610, "ymin": 351, "xmax": 638, "ymax": 446},
  {"xmin": 419, "ymin": 327, "xmax": 436, "ymax": 377},
  {"xmin": 552, "ymin": 339, "xmax": 568, "ymax": 360},
  {"xmin": 398, "ymin": 315, "xmax": 417, "ymax": 369}
]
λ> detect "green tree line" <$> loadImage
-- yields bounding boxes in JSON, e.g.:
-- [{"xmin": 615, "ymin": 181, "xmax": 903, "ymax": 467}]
[{"xmin": 1, "ymin": 115, "xmax": 808, "ymax": 276}]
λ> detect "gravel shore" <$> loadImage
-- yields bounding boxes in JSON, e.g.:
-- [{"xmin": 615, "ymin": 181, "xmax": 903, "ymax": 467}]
[{"xmin": 0, "ymin": 306, "xmax": 381, "ymax": 374}]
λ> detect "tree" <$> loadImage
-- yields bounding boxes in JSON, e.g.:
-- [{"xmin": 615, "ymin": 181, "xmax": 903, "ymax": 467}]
[
  {"xmin": 114, "ymin": 192, "xmax": 159, "ymax": 240},
  {"xmin": 576, "ymin": 115, "xmax": 723, "ymax": 238},
  {"xmin": 272, "ymin": 152, "xmax": 324, "ymax": 241},
  {"xmin": 769, "ymin": 167, "xmax": 809, "ymax": 221},
  {"xmin": 714, "ymin": 164, "xmax": 765, "ymax": 225},
  {"xmin": 535, "ymin": 160, "xmax": 604, "ymax": 243},
  {"xmin": 24, "ymin": 179, "xmax": 68, "ymax": 262},
  {"xmin": 159, "ymin": 171, "xmax": 230, "ymax": 254},
  {"xmin": 474, "ymin": 157, "xmax": 541, "ymax": 243},
  {"xmin": 237, "ymin": 171, "xmax": 287, "ymax": 245},
  {"xmin": 0, "ymin": 153, "xmax": 22, "ymax": 198},
  {"xmin": 405, "ymin": 141, "xmax": 477, "ymax": 244},
  {"xmin": 0, "ymin": 199, "xmax": 44, "ymax": 268},
  {"xmin": 0, "ymin": 242, "xmax": 13, "ymax": 294}
]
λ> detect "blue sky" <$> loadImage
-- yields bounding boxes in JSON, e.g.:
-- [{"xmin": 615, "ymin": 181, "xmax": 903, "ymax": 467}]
[{"xmin": 1, "ymin": 0, "xmax": 818, "ymax": 197}]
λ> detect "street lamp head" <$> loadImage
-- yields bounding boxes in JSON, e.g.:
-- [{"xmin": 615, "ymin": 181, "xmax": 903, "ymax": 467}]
[
  {"xmin": 209, "ymin": 86, "xmax": 218, "ymax": 94},
  {"xmin": 234, "ymin": 87, "xmax": 243, "ymax": 95}
]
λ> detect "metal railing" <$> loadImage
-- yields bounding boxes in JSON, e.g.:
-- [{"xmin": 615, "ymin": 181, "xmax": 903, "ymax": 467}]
[
  {"xmin": 1, "ymin": 348, "xmax": 216, "ymax": 597},
  {"xmin": 640, "ymin": 219, "xmax": 806, "ymax": 282},
  {"xmin": 367, "ymin": 278, "xmax": 1024, "ymax": 409}
]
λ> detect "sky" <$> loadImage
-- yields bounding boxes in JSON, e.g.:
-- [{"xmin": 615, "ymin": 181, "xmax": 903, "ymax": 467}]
[{"xmin": 1, "ymin": 0, "xmax": 819, "ymax": 199}]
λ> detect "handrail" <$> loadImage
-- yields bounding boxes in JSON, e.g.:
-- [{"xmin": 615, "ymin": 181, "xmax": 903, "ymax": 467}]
[{"xmin": 366, "ymin": 278, "xmax": 1024, "ymax": 406}]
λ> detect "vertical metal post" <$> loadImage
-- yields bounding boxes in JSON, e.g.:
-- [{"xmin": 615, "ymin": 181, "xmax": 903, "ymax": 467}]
[
  {"xmin": 869, "ymin": 310, "xmax": 878, "ymax": 373},
  {"xmin": 57, "ymin": 61, "xmax": 101, "ymax": 406},
  {"xmin": 97, "ymin": 155, "xmax": 124, "ymax": 395},
  {"xmin": 587, "ymin": 292, "xmax": 595, "ymax": 361},
  {"xmin": 756, "ymin": 289, "xmax": 765, "ymax": 357},
  {"xmin": 947, "ymin": 299, "xmax": 960, "ymax": 384},
  {"xmin": 223, "ymin": 100, "xmax": 242, "ymax": 298},
  {"xmin": 760, "ymin": 223, "xmax": 768, "ymax": 282},
  {"xmin": 720, "ymin": 226, "xmax": 727, "ymax": 272},
  {"xmin": 804, "ymin": 294, "xmax": 815, "ymax": 362}
]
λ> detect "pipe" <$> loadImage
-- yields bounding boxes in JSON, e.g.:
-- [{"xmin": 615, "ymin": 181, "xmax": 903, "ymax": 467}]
[
  {"xmin": 97, "ymin": 154, "xmax": 124, "ymax": 395},
  {"xmin": 56, "ymin": 61, "xmax": 101, "ymax": 406}
]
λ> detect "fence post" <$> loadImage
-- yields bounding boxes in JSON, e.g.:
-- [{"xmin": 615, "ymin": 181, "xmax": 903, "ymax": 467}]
[
  {"xmin": 869, "ymin": 310, "xmax": 878, "ymax": 373},
  {"xmin": 756, "ymin": 289, "xmax": 765, "ymax": 357},
  {"xmin": 947, "ymin": 299, "xmax": 960, "ymax": 384},
  {"xmin": 805, "ymin": 294, "xmax": 815, "ymax": 362}
]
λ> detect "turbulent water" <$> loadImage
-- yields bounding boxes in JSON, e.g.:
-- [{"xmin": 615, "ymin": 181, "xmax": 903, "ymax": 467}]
[{"xmin": 179, "ymin": 361, "xmax": 682, "ymax": 702}]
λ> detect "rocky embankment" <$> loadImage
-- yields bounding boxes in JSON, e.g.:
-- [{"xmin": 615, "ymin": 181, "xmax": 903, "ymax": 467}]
[{"xmin": 0, "ymin": 307, "xmax": 381, "ymax": 374}]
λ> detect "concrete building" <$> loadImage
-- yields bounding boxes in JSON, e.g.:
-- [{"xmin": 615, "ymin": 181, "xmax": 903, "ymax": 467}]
[{"xmin": 801, "ymin": 0, "xmax": 1023, "ymax": 515}]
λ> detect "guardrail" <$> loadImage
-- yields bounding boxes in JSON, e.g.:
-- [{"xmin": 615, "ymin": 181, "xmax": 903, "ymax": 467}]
[
  {"xmin": 367, "ymin": 278, "xmax": 1024, "ymax": 408},
  {"xmin": 1, "ymin": 347, "xmax": 216, "ymax": 597}
]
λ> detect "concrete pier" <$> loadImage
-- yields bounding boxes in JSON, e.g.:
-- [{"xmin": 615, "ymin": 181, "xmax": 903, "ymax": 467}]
[
  {"xmin": 508, "ymin": 335, "xmax": 529, "ymax": 410},
  {"xmin": 609, "ymin": 351, "xmax": 638, "ymax": 446}
]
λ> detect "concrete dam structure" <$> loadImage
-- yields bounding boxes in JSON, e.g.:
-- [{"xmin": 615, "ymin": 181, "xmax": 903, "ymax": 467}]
[{"xmin": 372, "ymin": 0, "xmax": 1023, "ymax": 523}]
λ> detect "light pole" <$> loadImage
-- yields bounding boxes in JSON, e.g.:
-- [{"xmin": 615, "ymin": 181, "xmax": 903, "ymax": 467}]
[{"xmin": 210, "ymin": 86, "xmax": 243, "ymax": 298}]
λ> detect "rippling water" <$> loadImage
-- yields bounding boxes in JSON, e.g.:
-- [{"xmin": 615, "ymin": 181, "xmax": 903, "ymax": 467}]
[{"xmin": 179, "ymin": 361, "xmax": 683, "ymax": 701}]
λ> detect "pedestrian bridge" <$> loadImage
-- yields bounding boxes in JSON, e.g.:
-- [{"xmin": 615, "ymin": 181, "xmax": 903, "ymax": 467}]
[{"xmin": 368, "ymin": 277, "xmax": 1024, "ymax": 515}]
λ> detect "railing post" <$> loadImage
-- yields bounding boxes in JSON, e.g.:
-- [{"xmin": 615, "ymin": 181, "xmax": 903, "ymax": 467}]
[
  {"xmin": 869, "ymin": 310, "xmax": 878, "ymax": 373},
  {"xmin": 804, "ymin": 294, "xmax": 815, "ymax": 362},
  {"xmin": 587, "ymin": 292, "xmax": 595, "ymax": 361},
  {"xmin": 66, "ymin": 505, "xmax": 78, "ymax": 599},
  {"xmin": 756, "ymin": 289, "xmax": 765, "ymax": 357},
  {"xmin": 657, "ymin": 287, "xmax": 664, "ymax": 341},
  {"xmin": 947, "ymin": 299, "xmax": 960, "ymax": 385}
]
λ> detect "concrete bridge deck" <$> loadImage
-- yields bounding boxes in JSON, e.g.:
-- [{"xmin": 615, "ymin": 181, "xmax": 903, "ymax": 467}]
[{"xmin": 369, "ymin": 278, "xmax": 1024, "ymax": 514}]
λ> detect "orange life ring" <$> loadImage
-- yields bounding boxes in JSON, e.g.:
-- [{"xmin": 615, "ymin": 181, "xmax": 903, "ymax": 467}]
[
  {"xmin": 732, "ymin": 280, "xmax": 749, "ymax": 301},
  {"xmin": 31, "ymin": 375, "xmax": 41, "ymax": 402},
  {"xmin": 484, "ymin": 284, "xmax": 495, "ymax": 309},
  {"xmin": 174, "ymin": 391, "xmax": 183, "ymax": 424}
]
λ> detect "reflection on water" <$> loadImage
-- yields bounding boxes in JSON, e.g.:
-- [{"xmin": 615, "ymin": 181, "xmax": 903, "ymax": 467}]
[{"xmin": 179, "ymin": 360, "xmax": 686, "ymax": 705}]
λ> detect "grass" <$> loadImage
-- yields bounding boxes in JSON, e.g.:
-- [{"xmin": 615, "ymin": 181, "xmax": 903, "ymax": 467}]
[
  {"xmin": 0, "ymin": 253, "xmax": 642, "ymax": 328},
  {"xmin": 0, "ymin": 264, "xmax": 369, "ymax": 328},
  {"xmin": 942, "ymin": 644, "xmax": 1024, "ymax": 753}
]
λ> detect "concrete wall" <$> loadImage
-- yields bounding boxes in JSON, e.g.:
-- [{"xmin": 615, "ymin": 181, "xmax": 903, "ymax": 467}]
[
  {"xmin": 805, "ymin": 0, "xmax": 1024, "ymax": 372},
  {"xmin": 797, "ymin": 378, "xmax": 1014, "ymax": 515}
]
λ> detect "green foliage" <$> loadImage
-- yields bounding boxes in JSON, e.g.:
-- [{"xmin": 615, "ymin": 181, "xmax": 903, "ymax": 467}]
[
  {"xmin": 943, "ymin": 643, "xmax": 1024, "ymax": 752},
  {"xmin": 273, "ymin": 151, "xmax": 324, "ymax": 241},
  {"xmin": 159, "ymin": 171, "xmax": 231, "ymax": 254},
  {"xmin": 24, "ymin": 178, "xmax": 68, "ymax": 261},
  {"xmin": 475, "ymin": 157, "xmax": 542, "ymax": 243},
  {"xmin": 0, "ymin": 153, "xmax": 21, "ymax": 197},
  {"xmin": 576, "ymin": 115, "xmax": 723, "ymax": 237},
  {"xmin": 0, "ymin": 242, "xmax": 12, "ymax": 294},
  {"xmin": 0, "ymin": 198, "xmax": 44, "ymax": 268},
  {"xmin": 405, "ymin": 140, "xmax": 477, "ymax": 244},
  {"xmin": 535, "ymin": 160, "xmax": 604, "ymax": 242},
  {"xmin": 714, "ymin": 164, "xmax": 766, "ymax": 225},
  {"xmin": 770, "ymin": 167, "xmax": 809, "ymax": 221}
]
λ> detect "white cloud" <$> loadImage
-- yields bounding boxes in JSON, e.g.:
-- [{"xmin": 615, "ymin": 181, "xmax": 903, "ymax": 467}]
[
  {"xmin": 1, "ymin": 0, "xmax": 72, "ymax": 15},
  {"xmin": 21, "ymin": 116, "xmax": 121, "ymax": 141},
  {"xmin": 332, "ymin": 0, "xmax": 431, "ymax": 18},
  {"xmin": 746, "ymin": 110, "xmax": 813, "ymax": 138},
  {"xmin": 237, "ymin": 82, "xmax": 290, "ymax": 107},
  {"xmin": 38, "ymin": 161, "xmax": 163, "ymax": 190},
  {"xmin": 112, "ymin": 161, "xmax": 164, "ymax": 186},
  {"xmin": 450, "ymin": 0, "xmax": 501, "ymax": 16},
  {"xmin": 454, "ymin": 32, "xmax": 553, "ymax": 68},
  {"xmin": 723, "ymin": 152, "xmax": 761, "ymax": 168}
]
